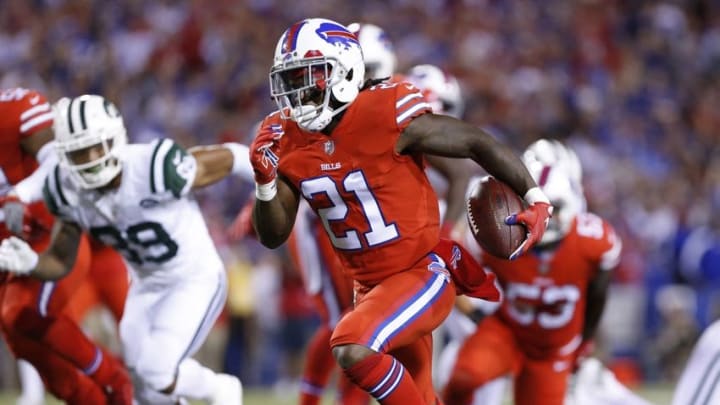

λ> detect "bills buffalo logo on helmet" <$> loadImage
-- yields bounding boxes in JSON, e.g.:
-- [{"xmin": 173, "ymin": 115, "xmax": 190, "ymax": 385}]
[{"xmin": 315, "ymin": 22, "xmax": 359, "ymax": 50}]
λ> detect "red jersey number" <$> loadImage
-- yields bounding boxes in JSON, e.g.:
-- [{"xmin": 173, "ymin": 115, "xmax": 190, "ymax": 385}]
[{"xmin": 505, "ymin": 282, "xmax": 581, "ymax": 329}]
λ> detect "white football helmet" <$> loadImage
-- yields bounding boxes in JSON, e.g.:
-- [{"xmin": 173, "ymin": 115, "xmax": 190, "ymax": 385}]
[
  {"xmin": 522, "ymin": 139, "xmax": 586, "ymax": 245},
  {"xmin": 405, "ymin": 64, "xmax": 464, "ymax": 119},
  {"xmin": 523, "ymin": 139, "xmax": 584, "ymax": 199},
  {"xmin": 347, "ymin": 23, "xmax": 397, "ymax": 80},
  {"xmin": 53, "ymin": 95, "xmax": 127, "ymax": 189},
  {"xmin": 270, "ymin": 18, "xmax": 365, "ymax": 132}
]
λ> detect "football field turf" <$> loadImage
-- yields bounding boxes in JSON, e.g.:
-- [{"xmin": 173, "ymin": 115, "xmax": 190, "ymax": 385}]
[{"xmin": 0, "ymin": 384, "xmax": 675, "ymax": 404}]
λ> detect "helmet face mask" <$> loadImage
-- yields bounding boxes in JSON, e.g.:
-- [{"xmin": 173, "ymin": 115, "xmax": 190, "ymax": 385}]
[
  {"xmin": 271, "ymin": 19, "xmax": 365, "ymax": 132},
  {"xmin": 53, "ymin": 95, "xmax": 127, "ymax": 189}
]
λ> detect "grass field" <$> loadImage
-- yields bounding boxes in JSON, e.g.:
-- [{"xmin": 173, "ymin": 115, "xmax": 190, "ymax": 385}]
[{"xmin": 0, "ymin": 384, "xmax": 676, "ymax": 404}]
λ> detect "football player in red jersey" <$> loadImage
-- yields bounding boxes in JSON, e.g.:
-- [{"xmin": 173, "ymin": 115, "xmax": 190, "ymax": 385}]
[
  {"xmin": 0, "ymin": 87, "xmax": 132, "ymax": 404},
  {"xmin": 248, "ymin": 18, "xmax": 552, "ymax": 404},
  {"xmin": 443, "ymin": 139, "xmax": 623, "ymax": 405},
  {"xmin": 229, "ymin": 22, "xmax": 473, "ymax": 405}
]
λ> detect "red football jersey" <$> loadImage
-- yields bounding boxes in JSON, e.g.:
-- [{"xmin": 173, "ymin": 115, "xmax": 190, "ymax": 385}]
[
  {"xmin": 267, "ymin": 81, "xmax": 438, "ymax": 284},
  {"xmin": 0, "ymin": 88, "xmax": 55, "ymax": 249},
  {"xmin": 481, "ymin": 213, "xmax": 621, "ymax": 359}
]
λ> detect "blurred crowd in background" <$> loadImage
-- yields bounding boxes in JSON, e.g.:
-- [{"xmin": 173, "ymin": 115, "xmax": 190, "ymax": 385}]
[{"xmin": 1, "ymin": 0, "xmax": 719, "ymax": 393}]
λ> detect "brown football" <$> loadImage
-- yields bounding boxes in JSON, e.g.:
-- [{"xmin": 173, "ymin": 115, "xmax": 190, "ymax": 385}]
[{"xmin": 466, "ymin": 176, "xmax": 526, "ymax": 259}]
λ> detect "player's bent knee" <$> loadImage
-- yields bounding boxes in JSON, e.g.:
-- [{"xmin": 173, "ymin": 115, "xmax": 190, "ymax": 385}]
[{"xmin": 332, "ymin": 344, "xmax": 374, "ymax": 369}]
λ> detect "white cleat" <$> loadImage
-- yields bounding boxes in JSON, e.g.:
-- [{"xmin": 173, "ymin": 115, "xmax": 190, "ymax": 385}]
[{"xmin": 211, "ymin": 374, "xmax": 243, "ymax": 405}]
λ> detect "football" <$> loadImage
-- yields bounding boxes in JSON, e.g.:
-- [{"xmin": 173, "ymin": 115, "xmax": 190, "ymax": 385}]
[{"xmin": 466, "ymin": 176, "xmax": 526, "ymax": 258}]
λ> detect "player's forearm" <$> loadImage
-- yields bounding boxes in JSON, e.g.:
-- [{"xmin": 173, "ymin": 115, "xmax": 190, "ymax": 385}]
[
  {"xmin": 35, "ymin": 223, "xmax": 82, "ymax": 280},
  {"xmin": 33, "ymin": 254, "xmax": 73, "ymax": 280},
  {"xmin": 252, "ymin": 199, "xmax": 294, "ymax": 249},
  {"xmin": 583, "ymin": 272, "xmax": 611, "ymax": 340},
  {"xmin": 253, "ymin": 178, "xmax": 297, "ymax": 248},
  {"xmin": 190, "ymin": 147, "xmax": 232, "ymax": 187},
  {"xmin": 465, "ymin": 129, "xmax": 537, "ymax": 198},
  {"xmin": 190, "ymin": 143, "xmax": 254, "ymax": 188}
]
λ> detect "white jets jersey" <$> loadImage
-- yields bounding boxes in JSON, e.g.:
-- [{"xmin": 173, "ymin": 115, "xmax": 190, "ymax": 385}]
[{"xmin": 42, "ymin": 138, "xmax": 223, "ymax": 283}]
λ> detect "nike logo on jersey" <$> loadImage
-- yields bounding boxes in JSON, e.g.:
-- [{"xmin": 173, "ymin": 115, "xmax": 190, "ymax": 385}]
[{"xmin": 320, "ymin": 162, "xmax": 342, "ymax": 171}]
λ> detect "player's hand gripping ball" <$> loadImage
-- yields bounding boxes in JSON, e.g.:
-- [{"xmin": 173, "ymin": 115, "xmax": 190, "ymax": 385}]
[{"xmin": 466, "ymin": 176, "xmax": 526, "ymax": 259}]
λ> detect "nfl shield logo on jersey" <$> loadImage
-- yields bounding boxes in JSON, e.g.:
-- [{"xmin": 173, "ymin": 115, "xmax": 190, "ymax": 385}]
[{"xmin": 324, "ymin": 140, "xmax": 335, "ymax": 155}]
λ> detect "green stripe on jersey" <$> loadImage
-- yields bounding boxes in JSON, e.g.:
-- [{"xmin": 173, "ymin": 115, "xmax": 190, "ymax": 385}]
[
  {"xmin": 53, "ymin": 165, "xmax": 69, "ymax": 206},
  {"xmin": 149, "ymin": 139, "xmax": 165, "ymax": 193},
  {"xmin": 42, "ymin": 178, "xmax": 60, "ymax": 216},
  {"xmin": 162, "ymin": 142, "xmax": 190, "ymax": 198}
]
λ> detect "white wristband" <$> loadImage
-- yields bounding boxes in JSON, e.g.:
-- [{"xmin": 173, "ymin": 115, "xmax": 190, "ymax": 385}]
[
  {"xmin": 523, "ymin": 187, "xmax": 550, "ymax": 205},
  {"xmin": 223, "ymin": 142, "xmax": 254, "ymax": 182},
  {"xmin": 255, "ymin": 181, "xmax": 277, "ymax": 201}
]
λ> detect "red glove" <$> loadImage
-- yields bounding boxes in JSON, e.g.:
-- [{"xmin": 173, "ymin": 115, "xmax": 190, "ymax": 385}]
[
  {"xmin": 249, "ymin": 123, "xmax": 284, "ymax": 186},
  {"xmin": 505, "ymin": 187, "xmax": 553, "ymax": 260},
  {"xmin": 433, "ymin": 238, "xmax": 501, "ymax": 301},
  {"xmin": 228, "ymin": 198, "xmax": 256, "ymax": 241}
]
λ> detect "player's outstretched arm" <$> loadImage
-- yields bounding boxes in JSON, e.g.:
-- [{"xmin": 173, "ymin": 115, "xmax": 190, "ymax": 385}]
[
  {"xmin": 189, "ymin": 143, "xmax": 254, "ymax": 188},
  {"xmin": 0, "ymin": 221, "xmax": 82, "ymax": 280}
]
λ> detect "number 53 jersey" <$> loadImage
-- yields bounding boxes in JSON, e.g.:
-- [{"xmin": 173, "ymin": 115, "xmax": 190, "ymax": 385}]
[
  {"xmin": 42, "ymin": 138, "xmax": 223, "ymax": 283},
  {"xmin": 480, "ymin": 213, "xmax": 622, "ymax": 359}
]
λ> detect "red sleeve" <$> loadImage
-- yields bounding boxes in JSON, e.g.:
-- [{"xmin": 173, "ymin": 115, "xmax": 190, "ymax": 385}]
[
  {"xmin": 578, "ymin": 213, "xmax": 622, "ymax": 272},
  {"xmin": 394, "ymin": 81, "xmax": 431, "ymax": 131},
  {"xmin": 17, "ymin": 90, "xmax": 53, "ymax": 137}
]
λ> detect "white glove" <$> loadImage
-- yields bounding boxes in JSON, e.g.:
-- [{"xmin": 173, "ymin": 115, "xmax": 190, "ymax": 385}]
[{"xmin": 0, "ymin": 236, "xmax": 38, "ymax": 275}]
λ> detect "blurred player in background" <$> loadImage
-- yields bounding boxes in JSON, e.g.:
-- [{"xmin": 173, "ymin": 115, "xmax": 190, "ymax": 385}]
[
  {"xmin": 443, "ymin": 139, "xmax": 622, "ymax": 405},
  {"xmin": 0, "ymin": 94, "xmax": 253, "ymax": 404},
  {"xmin": 0, "ymin": 87, "xmax": 132, "ymax": 405},
  {"xmin": 347, "ymin": 23, "xmax": 397, "ymax": 81},
  {"xmin": 249, "ymin": 17, "xmax": 550, "ymax": 404},
  {"xmin": 671, "ymin": 319, "xmax": 720, "ymax": 405}
]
